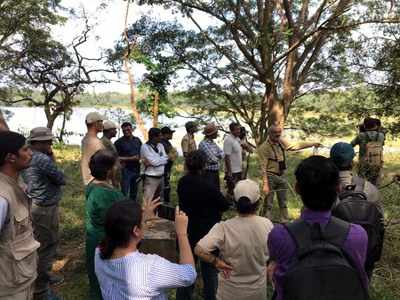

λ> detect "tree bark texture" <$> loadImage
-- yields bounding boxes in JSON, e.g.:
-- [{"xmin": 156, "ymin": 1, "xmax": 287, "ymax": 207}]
[{"xmin": 123, "ymin": 0, "xmax": 148, "ymax": 139}]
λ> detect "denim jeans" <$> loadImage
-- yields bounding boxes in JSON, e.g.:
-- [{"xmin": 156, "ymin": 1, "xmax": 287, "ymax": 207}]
[
  {"xmin": 176, "ymin": 259, "xmax": 218, "ymax": 300},
  {"xmin": 120, "ymin": 168, "xmax": 140, "ymax": 201}
]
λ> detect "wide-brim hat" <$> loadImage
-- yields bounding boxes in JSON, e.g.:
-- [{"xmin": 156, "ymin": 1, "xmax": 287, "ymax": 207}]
[
  {"xmin": 28, "ymin": 127, "xmax": 55, "ymax": 142},
  {"xmin": 203, "ymin": 123, "xmax": 218, "ymax": 136}
]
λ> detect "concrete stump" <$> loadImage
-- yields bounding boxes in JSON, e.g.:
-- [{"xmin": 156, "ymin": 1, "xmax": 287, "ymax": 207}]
[{"xmin": 140, "ymin": 218, "xmax": 178, "ymax": 262}]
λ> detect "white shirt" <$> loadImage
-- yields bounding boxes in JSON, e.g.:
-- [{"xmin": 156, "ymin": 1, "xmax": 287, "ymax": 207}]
[
  {"xmin": 140, "ymin": 143, "xmax": 169, "ymax": 176},
  {"xmin": 0, "ymin": 196, "xmax": 8, "ymax": 232},
  {"xmin": 223, "ymin": 134, "xmax": 243, "ymax": 173},
  {"xmin": 95, "ymin": 249, "xmax": 196, "ymax": 300}
]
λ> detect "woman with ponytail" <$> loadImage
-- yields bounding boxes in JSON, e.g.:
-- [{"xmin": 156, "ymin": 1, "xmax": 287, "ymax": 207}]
[
  {"xmin": 85, "ymin": 149, "xmax": 126, "ymax": 300},
  {"xmin": 95, "ymin": 200, "xmax": 197, "ymax": 299}
]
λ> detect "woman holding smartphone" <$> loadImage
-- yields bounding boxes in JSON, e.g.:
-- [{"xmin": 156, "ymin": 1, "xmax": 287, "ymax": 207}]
[{"xmin": 94, "ymin": 200, "xmax": 197, "ymax": 300}]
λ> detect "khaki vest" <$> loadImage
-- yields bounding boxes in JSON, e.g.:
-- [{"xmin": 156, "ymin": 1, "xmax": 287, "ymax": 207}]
[{"xmin": 0, "ymin": 173, "xmax": 40, "ymax": 296}]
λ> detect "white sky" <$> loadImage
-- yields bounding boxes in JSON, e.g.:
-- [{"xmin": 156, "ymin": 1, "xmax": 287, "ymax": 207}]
[{"xmin": 55, "ymin": 0, "xmax": 208, "ymax": 93}]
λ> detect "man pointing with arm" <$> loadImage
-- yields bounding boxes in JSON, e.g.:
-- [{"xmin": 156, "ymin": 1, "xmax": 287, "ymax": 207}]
[{"xmin": 258, "ymin": 125, "xmax": 321, "ymax": 222}]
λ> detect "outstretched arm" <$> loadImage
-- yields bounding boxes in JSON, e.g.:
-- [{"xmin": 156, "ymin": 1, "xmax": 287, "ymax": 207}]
[{"xmin": 281, "ymin": 138, "xmax": 321, "ymax": 151}]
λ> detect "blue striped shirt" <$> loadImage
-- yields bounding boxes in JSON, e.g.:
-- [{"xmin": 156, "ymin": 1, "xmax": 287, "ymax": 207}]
[
  {"xmin": 198, "ymin": 139, "xmax": 224, "ymax": 171},
  {"xmin": 94, "ymin": 249, "xmax": 196, "ymax": 300}
]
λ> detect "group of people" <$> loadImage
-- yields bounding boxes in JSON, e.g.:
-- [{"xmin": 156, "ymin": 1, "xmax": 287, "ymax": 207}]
[{"xmin": 0, "ymin": 110, "xmax": 387, "ymax": 300}]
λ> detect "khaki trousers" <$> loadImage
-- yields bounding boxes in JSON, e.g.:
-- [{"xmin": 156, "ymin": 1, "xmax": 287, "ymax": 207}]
[
  {"xmin": 31, "ymin": 203, "xmax": 59, "ymax": 299},
  {"xmin": 143, "ymin": 176, "xmax": 163, "ymax": 201},
  {"xmin": 262, "ymin": 173, "xmax": 288, "ymax": 215}
]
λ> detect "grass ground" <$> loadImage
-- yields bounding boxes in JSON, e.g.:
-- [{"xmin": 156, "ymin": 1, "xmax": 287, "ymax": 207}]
[{"xmin": 52, "ymin": 145, "xmax": 400, "ymax": 299}]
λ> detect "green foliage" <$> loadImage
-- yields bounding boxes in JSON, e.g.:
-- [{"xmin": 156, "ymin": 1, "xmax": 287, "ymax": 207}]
[
  {"xmin": 120, "ymin": 1, "xmax": 399, "ymax": 143},
  {"xmin": 0, "ymin": 0, "xmax": 63, "ymax": 78},
  {"xmin": 108, "ymin": 24, "xmax": 182, "ymax": 119}
]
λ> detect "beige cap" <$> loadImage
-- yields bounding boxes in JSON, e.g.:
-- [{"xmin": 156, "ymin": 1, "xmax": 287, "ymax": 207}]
[
  {"xmin": 103, "ymin": 120, "xmax": 118, "ymax": 130},
  {"xmin": 85, "ymin": 112, "xmax": 104, "ymax": 124},
  {"xmin": 28, "ymin": 127, "xmax": 54, "ymax": 142},
  {"xmin": 234, "ymin": 179, "xmax": 260, "ymax": 203}
]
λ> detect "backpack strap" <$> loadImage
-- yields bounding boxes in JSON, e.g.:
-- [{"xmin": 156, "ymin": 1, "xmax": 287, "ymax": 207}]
[
  {"xmin": 285, "ymin": 217, "xmax": 350, "ymax": 253},
  {"xmin": 285, "ymin": 219, "xmax": 312, "ymax": 253},
  {"xmin": 322, "ymin": 216, "xmax": 351, "ymax": 248},
  {"xmin": 351, "ymin": 176, "xmax": 366, "ymax": 193}
]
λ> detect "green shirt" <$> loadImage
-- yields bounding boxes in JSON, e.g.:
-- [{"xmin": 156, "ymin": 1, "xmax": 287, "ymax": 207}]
[
  {"xmin": 85, "ymin": 183, "xmax": 125, "ymax": 240},
  {"xmin": 351, "ymin": 131, "xmax": 385, "ymax": 158}
]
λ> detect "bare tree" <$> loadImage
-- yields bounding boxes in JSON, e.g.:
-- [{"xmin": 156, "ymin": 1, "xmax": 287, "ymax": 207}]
[{"xmin": 2, "ymin": 16, "xmax": 112, "ymax": 140}]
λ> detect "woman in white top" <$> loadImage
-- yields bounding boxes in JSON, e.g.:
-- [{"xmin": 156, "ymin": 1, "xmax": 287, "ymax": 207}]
[
  {"xmin": 195, "ymin": 179, "xmax": 274, "ymax": 300},
  {"xmin": 95, "ymin": 200, "xmax": 196, "ymax": 300}
]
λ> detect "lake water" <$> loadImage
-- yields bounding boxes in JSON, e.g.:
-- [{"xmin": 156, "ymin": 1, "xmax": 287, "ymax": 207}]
[{"xmin": 1, "ymin": 106, "xmax": 220, "ymax": 152}]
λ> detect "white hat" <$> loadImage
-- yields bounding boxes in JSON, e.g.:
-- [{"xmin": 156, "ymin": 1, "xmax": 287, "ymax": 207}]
[
  {"xmin": 103, "ymin": 120, "xmax": 117, "ymax": 130},
  {"xmin": 85, "ymin": 112, "xmax": 104, "ymax": 124},
  {"xmin": 233, "ymin": 179, "xmax": 260, "ymax": 204}
]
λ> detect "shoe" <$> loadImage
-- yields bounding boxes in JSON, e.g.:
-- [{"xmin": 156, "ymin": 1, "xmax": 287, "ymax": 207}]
[
  {"xmin": 279, "ymin": 207, "xmax": 289, "ymax": 223},
  {"xmin": 49, "ymin": 273, "xmax": 64, "ymax": 286}
]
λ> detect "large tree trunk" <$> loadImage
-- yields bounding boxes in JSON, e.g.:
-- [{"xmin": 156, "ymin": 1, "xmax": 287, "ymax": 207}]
[
  {"xmin": 123, "ymin": 0, "xmax": 148, "ymax": 140},
  {"xmin": 268, "ymin": 99, "xmax": 285, "ymax": 128},
  {"xmin": 44, "ymin": 102, "xmax": 57, "ymax": 130},
  {"xmin": 256, "ymin": 86, "xmax": 286, "ymax": 145},
  {"xmin": 46, "ymin": 114, "xmax": 57, "ymax": 131}
]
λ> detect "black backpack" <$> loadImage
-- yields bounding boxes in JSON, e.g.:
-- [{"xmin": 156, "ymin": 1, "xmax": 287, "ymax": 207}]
[
  {"xmin": 282, "ymin": 217, "xmax": 368, "ymax": 300},
  {"xmin": 332, "ymin": 177, "xmax": 385, "ymax": 273}
]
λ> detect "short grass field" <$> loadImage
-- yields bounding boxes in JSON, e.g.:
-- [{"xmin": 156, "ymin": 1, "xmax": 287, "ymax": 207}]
[{"xmin": 52, "ymin": 145, "xmax": 400, "ymax": 299}]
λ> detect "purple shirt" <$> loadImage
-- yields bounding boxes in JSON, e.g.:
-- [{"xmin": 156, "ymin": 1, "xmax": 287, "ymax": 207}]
[{"xmin": 267, "ymin": 209, "xmax": 368, "ymax": 300}]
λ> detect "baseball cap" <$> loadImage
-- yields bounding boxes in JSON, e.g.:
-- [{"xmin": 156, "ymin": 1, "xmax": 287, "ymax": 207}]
[
  {"xmin": 85, "ymin": 112, "xmax": 104, "ymax": 124},
  {"xmin": 161, "ymin": 126, "xmax": 175, "ymax": 134},
  {"xmin": 28, "ymin": 127, "xmax": 54, "ymax": 142},
  {"xmin": 103, "ymin": 120, "xmax": 118, "ymax": 130},
  {"xmin": 330, "ymin": 142, "xmax": 356, "ymax": 167},
  {"xmin": 234, "ymin": 179, "xmax": 260, "ymax": 203}
]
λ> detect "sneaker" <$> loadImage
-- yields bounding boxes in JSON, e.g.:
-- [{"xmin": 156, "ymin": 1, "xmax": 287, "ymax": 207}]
[{"xmin": 49, "ymin": 273, "xmax": 64, "ymax": 286}]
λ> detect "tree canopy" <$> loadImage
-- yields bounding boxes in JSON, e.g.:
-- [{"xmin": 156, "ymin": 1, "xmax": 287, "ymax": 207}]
[
  {"xmin": 119, "ymin": 0, "xmax": 400, "ymax": 143},
  {"xmin": 0, "ymin": 0, "xmax": 62, "ymax": 78}
]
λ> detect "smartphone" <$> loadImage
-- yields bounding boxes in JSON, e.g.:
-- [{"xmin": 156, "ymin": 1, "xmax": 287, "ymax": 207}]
[{"xmin": 157, "ymin": 204, "xmax": 175, "ymax": 221}]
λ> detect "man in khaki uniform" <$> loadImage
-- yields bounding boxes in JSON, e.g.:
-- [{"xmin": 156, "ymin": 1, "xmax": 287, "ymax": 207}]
[
  {"xmin": 0, "ymin": 131, "xmax": 40, "ymax": 300},
  {"xmin": 181, "ymin": 121, "xmax": 198, "ymax": 158},
  {"xmin": 81, "ymin": 112, "xmax": 105, "ymax": 185},
  {"xmin": 258, "ymin": 125, "xmax": 321, "ymax": 222},
  {"xmin": 101, "ymin": 120, "xmax": 121, "ymax": 188},
  {"xmin": 101, "ymin": 120, "xmax": 118, "ymax": 154}
]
